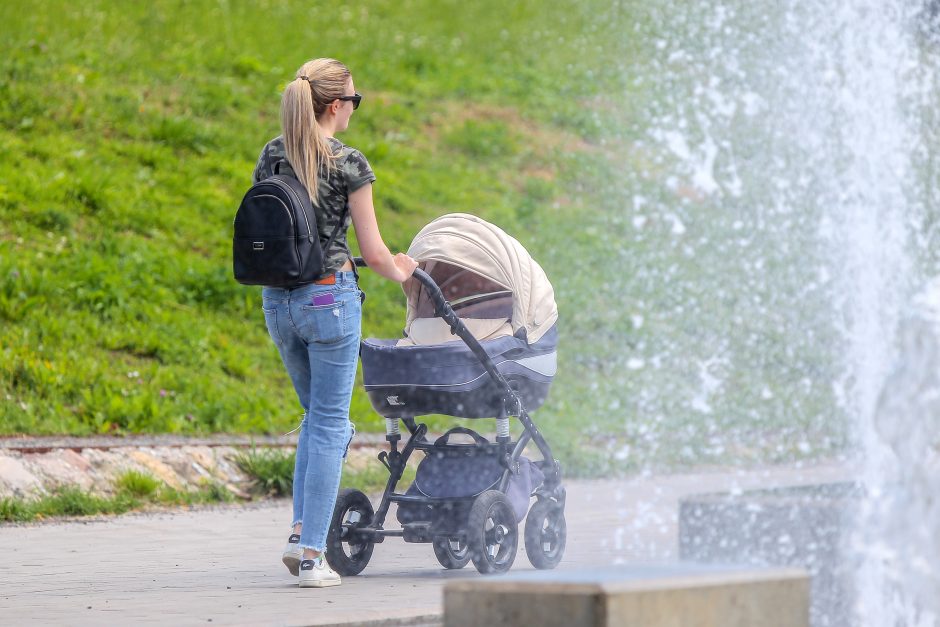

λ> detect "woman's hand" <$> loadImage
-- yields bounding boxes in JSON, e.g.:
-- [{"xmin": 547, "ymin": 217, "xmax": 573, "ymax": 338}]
[{"xmin": 393, "ymin": 253, "xmax": 418, "ymax": 283}]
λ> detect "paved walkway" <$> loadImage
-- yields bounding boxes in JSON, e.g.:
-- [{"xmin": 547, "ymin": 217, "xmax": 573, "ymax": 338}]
[{"xmin": 0, "ymin": 462, "xmax": 850, "ymax": 626}]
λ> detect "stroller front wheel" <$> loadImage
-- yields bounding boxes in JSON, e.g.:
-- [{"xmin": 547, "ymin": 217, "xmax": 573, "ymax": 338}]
[
  {"xmin": 432, "ymin": 536, "xmax": 471, "ymax": 569},
  {"xmin": 467, "ymin": 490, "xmax": 519, "ymax": 574},
  {"xmin": 524, "ymin": 498, "xmax": 567, "ymax": 569},
  {"xmin": 325, "ymin": 489, "xmax": 375, "ymax": 576}
]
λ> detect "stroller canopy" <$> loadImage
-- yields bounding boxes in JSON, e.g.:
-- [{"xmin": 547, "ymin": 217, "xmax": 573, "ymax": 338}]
[{"xmin": 403, "ymin": 213, "xmax": 558, "ymax": 345}]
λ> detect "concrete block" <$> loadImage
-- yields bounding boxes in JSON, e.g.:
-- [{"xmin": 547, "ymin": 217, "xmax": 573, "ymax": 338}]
[
  {"xmin": 443, "ymin": 564, "xmax": 809, "ymax": 627},
  {"xmin": 679, "ymin": 482, "xmax": 856, "ymax": 626}
]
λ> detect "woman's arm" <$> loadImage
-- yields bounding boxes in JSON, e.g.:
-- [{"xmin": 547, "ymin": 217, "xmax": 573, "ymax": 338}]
[{"xmin": 348, "ymin": 183, "xmax": 417, "ymax": 283}]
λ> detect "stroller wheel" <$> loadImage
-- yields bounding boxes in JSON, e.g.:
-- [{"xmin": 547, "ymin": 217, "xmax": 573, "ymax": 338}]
[
  {"xmin": 467, "ymin": 490, "xmax": 518, "ymax": 574},
  {"xmin": 432, "ymin": 536, "xmax": 471, "ymax": 569},
  {"xmin": 524, "ymin": 499, "xmax": 567, "ymax": 570},
  {"xmin": 325, "ymin": 489, "xmax": 375, "ymax": 576}
]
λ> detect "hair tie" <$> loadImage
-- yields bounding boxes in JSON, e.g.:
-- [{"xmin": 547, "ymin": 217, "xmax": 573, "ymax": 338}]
[{"xmin": 299, "ymin": 75, "xmax": 315, "ymax": 85}]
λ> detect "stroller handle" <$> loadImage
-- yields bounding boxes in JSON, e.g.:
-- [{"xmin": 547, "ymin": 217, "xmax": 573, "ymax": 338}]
[{"xmin": 352, "ymin": 256, "xmax": 524, "ymax": 416}]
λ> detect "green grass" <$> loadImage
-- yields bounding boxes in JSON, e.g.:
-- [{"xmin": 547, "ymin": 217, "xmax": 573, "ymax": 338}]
[
  {"xmin": 0, "ymin": 0, "xmax": 849, "ymax": 474},
  {"xmin": 234, "ymin": 447, "xmax": 295, "ymax": 497},
  {"xmin": 0, "ymin": 471, "xmax": 233, "ymax": 523},
  {"xmin": 114, "ymin": 469, "xmax": 161, "ymax": 499},
  {"xmin": 235, "ymin": 446, "xmax": 418, "ymax": 497}
]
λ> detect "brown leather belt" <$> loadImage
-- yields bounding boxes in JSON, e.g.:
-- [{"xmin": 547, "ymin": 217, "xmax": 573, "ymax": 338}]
[{"xmin": 313, "ymin": 274, "xmax": 336, "ymax": 285}]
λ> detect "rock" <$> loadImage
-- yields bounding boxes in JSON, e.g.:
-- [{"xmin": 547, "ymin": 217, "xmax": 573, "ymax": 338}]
[
  {"xmin": 0, "ymin": 453, "xmax": 43, "ymax": 498},
  {"xmin": 127, "ymin": 449, "xmax": 183, "ymax": 489},
  {"xmin": 23, "ymin": 450, "xmax": 96, "ymax": 491}
]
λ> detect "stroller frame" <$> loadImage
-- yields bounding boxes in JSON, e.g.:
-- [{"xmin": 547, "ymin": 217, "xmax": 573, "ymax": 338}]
[{"xmin": 325, "ymin": 263, "xmax": 567, "ymax": 575}]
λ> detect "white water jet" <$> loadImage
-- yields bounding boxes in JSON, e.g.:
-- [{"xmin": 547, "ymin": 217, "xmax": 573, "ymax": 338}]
[
  {"xmin": 609, "ymin": 0, "xmax": 940, "ymax": 623},
  {"xmin": 854, "ymin": 278, "xmax": 940, "ymax": 626}
]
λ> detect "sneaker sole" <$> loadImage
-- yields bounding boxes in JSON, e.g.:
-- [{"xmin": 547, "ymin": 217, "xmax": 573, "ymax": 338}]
[
  {"xmin": 299, "ymin": 578, "xmax": 341, "ymax": 588},
  {"xmin": 282, "ymin": 553, "xmax": 301, "ymax": 577}
]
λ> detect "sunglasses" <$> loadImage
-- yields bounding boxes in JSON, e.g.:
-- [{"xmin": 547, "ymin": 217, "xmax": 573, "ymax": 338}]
[{"xmin": 337, "ymin": 93, "xmax": 362, "ymax": 110}]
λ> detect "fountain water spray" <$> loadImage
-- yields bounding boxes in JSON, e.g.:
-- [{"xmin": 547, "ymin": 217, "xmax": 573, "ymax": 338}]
[{"xmin": 612, "ymin": 0, "xmax": 940, "ymax": 623}]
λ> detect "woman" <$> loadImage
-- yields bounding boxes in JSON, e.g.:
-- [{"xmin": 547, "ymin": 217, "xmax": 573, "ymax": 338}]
[{"xmin": 252, "ymin": 58, "xmax": 417, "ymax": 589}]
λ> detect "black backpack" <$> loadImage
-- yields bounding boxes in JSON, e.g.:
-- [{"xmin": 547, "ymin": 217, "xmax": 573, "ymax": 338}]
[{"xmin": 232, "ymin": 163, "xmax": 344, "ymax": 287}]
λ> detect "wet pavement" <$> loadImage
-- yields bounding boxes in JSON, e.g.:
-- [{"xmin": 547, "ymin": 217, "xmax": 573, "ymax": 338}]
[{"xmin": 0, "ymin": 462, "xmax": 850, "ymax": 626}]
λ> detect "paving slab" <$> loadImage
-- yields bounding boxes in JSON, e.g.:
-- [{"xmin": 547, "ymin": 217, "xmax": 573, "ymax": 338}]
[{"xmin": 0, "ymin": 462, "xmax": 850, "ymax": 626}]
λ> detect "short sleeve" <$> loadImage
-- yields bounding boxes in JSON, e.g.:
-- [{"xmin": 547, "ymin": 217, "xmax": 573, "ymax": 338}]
[
  {"xmin": 252, "ymin": 143, "xmax": 272, "ymax": 185},
  {"xmin": 342, "ymin": 149, "xmax": 376, "ymax": 193},
  {"xmin": 252, "ymin": 136, "xmax": 288, "ymax": 185},
  {"xmin": 251, "ymin": 151, "xmax": 264, "ymax": 185}
]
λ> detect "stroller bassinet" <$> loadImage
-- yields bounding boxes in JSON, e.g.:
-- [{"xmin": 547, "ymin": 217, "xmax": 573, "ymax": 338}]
[
  {"xmin": 361, "ymin": 213, "xmax": 559, "ymax": 418},
  {"xmin": 325, "ymin": 214, "xmax": 567, "ymax": 576}
]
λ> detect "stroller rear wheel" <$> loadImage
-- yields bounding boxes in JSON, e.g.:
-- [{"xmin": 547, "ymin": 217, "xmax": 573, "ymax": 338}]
[
  {"xmin": 325, "ymin": 489, "xmax": 375, "ymax": 576},
  {"xmin": 432, "ymin": 536, "xmax": 471, "ymax": 569},
  {"xmin": 524, "ymin": 499, "xmax": 566, "ymax": 569},
  {"xmin": 467, "ymin": 490, "xmax": 518, "ymax": 574}
]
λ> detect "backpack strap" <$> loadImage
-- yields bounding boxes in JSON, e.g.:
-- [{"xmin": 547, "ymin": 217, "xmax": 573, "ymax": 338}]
[
  {"xmin": 273, "ymin": 160, "xmax": 294, "ymax": 176},
  {"xmin": 321, "ymin": 207, "xmax": 347, "ymax": 258}
]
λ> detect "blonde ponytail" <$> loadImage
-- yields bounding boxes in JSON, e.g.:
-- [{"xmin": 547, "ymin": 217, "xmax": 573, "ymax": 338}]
[{"xmin": 280, "ymin": 58, "xmax": 351, "ymax": 206}]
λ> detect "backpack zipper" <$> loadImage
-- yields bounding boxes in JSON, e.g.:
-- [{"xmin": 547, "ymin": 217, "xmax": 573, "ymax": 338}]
[
  {"xmin": 258, "ymin": 180, "xmax": 306, "ymax": 284},
  {"xmin": 272, "ymin": 178, "xmax": 314, "ymax": 241}
]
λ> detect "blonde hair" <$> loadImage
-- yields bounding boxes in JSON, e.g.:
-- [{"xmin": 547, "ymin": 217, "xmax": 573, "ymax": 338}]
[{"xmin": 280, "ymin": 58, "xmax": 351, "ymax": 204}]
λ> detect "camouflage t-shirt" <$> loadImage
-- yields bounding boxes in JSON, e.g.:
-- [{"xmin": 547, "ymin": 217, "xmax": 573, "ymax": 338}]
[{"xmin": 251, "ymin": 135, "xmax": 376, "ymax": 276}]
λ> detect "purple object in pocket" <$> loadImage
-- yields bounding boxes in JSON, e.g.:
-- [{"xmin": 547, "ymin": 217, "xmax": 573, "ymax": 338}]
[{"xmin": 312, "ymin": 293, "xmax": 335, "ymax": 306}]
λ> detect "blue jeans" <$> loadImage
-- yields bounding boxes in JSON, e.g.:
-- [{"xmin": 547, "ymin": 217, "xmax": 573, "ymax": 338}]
[{"xmin": 261, "ymin": 272, "xmax": 362, "ymax": 552}]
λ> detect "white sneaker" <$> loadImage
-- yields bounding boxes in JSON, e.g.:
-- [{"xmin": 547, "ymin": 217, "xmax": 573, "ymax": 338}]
[
  {"xmin": 298, "ymin": 556, "xmax": 341, "ymax": 588},
  {"xmin": 282, "ymin": 534, "xmax": 303, "ymax": 576}
]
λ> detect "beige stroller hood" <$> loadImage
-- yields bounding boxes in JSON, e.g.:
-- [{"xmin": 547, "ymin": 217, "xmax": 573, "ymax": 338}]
[{"xmin": 402, "ymin": 213, "xmax": 558, "ymax": 345}]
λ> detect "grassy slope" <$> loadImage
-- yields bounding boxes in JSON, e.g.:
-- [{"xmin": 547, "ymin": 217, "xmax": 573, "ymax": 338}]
[{"xmin": 0, "ymin": 0, "xmax": 631, "ymax": 438}]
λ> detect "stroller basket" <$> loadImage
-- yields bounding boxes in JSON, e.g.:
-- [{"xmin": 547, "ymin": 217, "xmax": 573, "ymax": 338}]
[{"xmin": 397, "ymin": 427, "xmax": 544, "ymax": 526}]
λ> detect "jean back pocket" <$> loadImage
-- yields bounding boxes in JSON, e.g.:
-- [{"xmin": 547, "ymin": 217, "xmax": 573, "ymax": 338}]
[{"xmin": 299, "ymin": 300, "xmax": 346, "ymax": 344}]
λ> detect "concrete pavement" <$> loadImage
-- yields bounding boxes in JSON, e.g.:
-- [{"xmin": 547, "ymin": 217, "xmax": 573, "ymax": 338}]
[{"xmin": 0, "ymin": 462, "xmax": 850, "ymax": 626}]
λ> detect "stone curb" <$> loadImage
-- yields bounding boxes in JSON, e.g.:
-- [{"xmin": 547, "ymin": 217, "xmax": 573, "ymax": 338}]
[
  {"xmin": 0, "ymin": 432, "xmax": 391, "ymax": 453},
  {"xmin": 0, "ymin": 436, "xmax": 390, "ymax": 500}
]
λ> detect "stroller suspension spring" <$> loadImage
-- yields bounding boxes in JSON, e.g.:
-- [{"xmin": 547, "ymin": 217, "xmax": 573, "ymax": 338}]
[
  {"xmin": 496, "ymin": 416, "xmax": 510, "ymax": 440},
  {"xmin": 385, "ymin": 417, "xmax": 401, "ymax": 439}
]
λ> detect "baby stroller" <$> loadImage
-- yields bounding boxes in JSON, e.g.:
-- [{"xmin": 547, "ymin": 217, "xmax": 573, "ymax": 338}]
[{"xmin": 324, "ymin": 213, "xmax": 566, "ymax": 576}]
